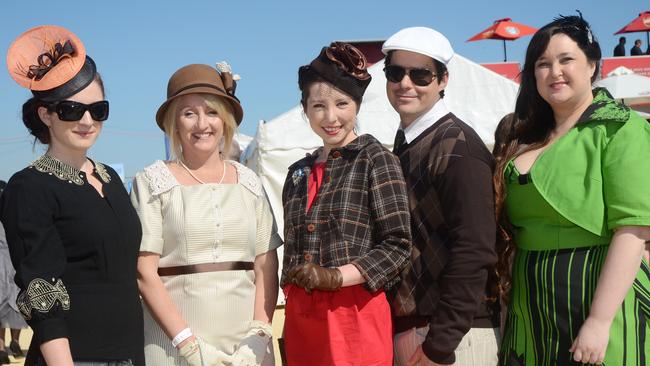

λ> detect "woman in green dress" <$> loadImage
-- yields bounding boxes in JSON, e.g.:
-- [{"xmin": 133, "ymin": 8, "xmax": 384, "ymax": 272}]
[{"xmin": 494, "ymin": 14, "xmax": 650, "ymax": 365}]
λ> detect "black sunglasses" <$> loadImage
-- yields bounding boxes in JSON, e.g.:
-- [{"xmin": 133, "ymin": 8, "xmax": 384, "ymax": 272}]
[
  {"xmin": 48, "ymin": 100, "xmax": 110, "ymax": 122},
  {"xmin": 384, "ymin": 65, "xmax": 436, "ymax": 86}
]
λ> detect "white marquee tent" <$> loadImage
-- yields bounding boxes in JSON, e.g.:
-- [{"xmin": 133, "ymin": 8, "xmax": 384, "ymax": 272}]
[
  {"xmin": 243, "ymin": 54, "xmax": 519, "ymax": 245},
  {"xmin": 594, "ymin": 66, "xmax": 650, "ymax": 106}
]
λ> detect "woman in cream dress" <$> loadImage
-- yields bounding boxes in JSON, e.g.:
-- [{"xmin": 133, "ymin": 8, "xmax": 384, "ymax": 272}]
[{"xmin": 131, "ymin": 63, "xmax": 281, "ymax": 366}]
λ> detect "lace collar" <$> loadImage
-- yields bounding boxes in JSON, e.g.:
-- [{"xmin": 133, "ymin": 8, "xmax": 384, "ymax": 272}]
[
  {"xmin": 30, "ymin": 154, "xmax": 111, "ymax": 185},
  {"xmin": 143, "ymin": 160, "xmax": 263, "ymax": 197}
]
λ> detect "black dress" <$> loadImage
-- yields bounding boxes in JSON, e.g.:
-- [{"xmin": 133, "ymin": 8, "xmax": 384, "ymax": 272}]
[{"xmin": 0, "ymin": 154, "xmax": 144, "ymax": 365}]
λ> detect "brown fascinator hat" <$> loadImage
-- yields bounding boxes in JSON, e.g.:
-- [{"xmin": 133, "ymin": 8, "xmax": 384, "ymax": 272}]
[
  {"xmin": 155, "ymin": 62, "xmax": 243, "ymax": 131},
  {"xmin": 6, "ymin": 25, "xmax": 96, "ymax": 102},
  {"xmin": 299, "ymin": 42, "xmax": 372, "ymax": 101}
]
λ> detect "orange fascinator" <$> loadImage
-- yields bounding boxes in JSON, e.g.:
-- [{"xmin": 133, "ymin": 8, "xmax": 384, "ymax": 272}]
[{"xmin": 6, "ymin": 25, "xmax": 91, "ymax": 98}]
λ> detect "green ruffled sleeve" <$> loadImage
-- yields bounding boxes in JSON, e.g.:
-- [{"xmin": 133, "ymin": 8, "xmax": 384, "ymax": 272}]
[{"xmin": 603, "ymin": 112, "xmax": 650, "ymax": 230}]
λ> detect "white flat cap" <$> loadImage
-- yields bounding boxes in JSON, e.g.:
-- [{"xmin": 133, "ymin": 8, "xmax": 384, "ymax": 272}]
[{"xmin": 382, "ymin": 26, "xmax": 454, "ymax": 65}]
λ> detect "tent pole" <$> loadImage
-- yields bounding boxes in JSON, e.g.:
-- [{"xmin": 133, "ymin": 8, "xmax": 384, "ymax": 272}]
[{"xmin": 503, "ymin": 40, "xmax": 507, "ymax": 62}]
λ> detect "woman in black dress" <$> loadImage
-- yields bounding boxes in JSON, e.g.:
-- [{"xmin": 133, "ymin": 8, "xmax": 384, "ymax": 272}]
[{"xmin": 0, "ymin": 25, "xmax": 144, "ymax": 366}]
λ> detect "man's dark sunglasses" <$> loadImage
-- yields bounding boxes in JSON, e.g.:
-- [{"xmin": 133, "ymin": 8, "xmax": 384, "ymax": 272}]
[
  {"xmin": 384, "ymin": 65, "xmax": 436, "ymax": 86},
  {"xmin": 48, "ymin": 100, "xmax": 110, "ymax": 122}
]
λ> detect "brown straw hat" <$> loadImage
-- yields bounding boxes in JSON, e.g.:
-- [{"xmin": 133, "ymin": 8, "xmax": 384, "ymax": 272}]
[
  {"xmin": 6, "ymin": 25, "xmax": 89, "ymax": 94},
  {"xmin": 155, "ymin": 63, "xmax": 243, "ymax": 130}
]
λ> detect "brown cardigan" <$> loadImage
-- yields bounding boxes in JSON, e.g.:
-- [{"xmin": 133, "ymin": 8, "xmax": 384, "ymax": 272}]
[{"xmin": 390, "ymin": 113, "xmax": 500, "ymax": 364}]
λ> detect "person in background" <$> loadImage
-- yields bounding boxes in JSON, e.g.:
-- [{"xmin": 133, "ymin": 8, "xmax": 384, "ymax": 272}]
[
  {"xmin": 281, "ymin": 42, "xmax": 411, "ymax": 365},
  {"xmin": 631, "ymin": 38, "xmax": 643, "ymax": 55},
  {"xmin": 0, "ymin": 25, "xmax": 144, "ymax": 365},
  {"xmin": 612, "ymin": 36, "xmax": 625, "ymax": 56},
  {"xmin": 0, "ymin": 328, "xmax": 25, "ymax": 362},
  {"xmin": 0, "ymin": 180, "xmax": 28, "ymax": 365},
  {"xmin": 0, "ymin": 328, "xmax": 25, "ymax": 364},
  {"xmin": 383, "ymin": 27, "xmax": 501, "ymax": 366},
  {"xmin": 131, "ymin": 62, "xmax": 281, "ymax": 366},
  {"xmin": 495, "ymin": 14, "xmax": 650, "ymax": 365}
]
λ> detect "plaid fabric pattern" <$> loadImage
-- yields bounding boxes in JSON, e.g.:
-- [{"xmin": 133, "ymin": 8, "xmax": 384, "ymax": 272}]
[
  {"xmin": 280, "ymin": 134, "xmax": 411, "ymax": 292},
  {"xmin": 390, "ymin": 113, "xmax": 499, "ymax": 363}
]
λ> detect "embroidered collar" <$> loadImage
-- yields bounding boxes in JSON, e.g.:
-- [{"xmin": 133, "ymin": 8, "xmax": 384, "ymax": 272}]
[
  {"xmin": 577, "ymin": 88, "xmax": 630, "ymax": 125},
  {"xmin": 30, "ymin": 154, "xmax": 111, "ymax": 185}
]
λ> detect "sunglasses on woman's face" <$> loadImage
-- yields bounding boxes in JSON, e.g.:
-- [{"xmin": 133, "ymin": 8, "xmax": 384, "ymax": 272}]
[
  {"xmin": 49, "ymin": 100, "xmax": 110, "ymax": 122},
  {"xmin": 383, "ymin": 65, "xmax": 436, "ymax": 87}
]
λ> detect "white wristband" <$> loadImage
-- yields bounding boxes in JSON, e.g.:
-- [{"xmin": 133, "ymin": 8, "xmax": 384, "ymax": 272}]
[{"xmin": 171, "ymin": 327, "xmax": 193, "ymax": 348}]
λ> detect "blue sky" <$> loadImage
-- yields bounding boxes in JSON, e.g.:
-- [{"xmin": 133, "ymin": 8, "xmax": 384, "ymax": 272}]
[{"xmin": 1, "ymin": 1, "xmax": 647, "ymax": 180}]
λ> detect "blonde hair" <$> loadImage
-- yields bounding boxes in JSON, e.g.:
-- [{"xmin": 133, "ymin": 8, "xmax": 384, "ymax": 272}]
[{"xmin": 161, "ymin": 93, "xmax": 238, "ymax": 160}]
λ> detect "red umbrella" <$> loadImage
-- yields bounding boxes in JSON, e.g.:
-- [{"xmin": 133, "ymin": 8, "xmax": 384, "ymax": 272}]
[
  {"xmin": 467, "ymin": 18, "xmax": 538, "ymax": 62},
  {"xmin": 614, "ymin": 11, "xmax": 650, "ymax": 51}
]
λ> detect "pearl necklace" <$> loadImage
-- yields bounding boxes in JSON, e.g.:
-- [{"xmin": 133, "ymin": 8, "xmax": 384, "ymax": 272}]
[{"xmin": 178, "ymin": 159, "xmax": 226, "ymax": 185}]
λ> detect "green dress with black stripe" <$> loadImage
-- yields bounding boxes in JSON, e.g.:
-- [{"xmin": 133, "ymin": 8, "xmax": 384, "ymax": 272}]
[{"xmin": 499, "ymin": 89, "xmax": 650, "ymax": 366}]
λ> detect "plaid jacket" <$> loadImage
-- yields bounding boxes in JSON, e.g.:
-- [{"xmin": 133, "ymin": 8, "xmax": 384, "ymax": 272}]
[{"xmin": 280, "ymin": 134, "xmax": 411, "ymax": 292}]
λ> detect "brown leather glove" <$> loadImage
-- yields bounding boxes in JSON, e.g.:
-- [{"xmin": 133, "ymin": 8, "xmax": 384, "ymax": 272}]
[{"xmin": 287, "ymin": 263, "xmax": 343, "ymax": 293}]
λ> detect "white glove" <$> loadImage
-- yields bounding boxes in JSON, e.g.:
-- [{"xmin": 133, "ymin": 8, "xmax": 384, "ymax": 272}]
[
  {"xmin": 231, "ymin": 320, "xmax": 273, "ymax": 366},
  {"xmin": 179, "ymin": 337, "xmax": 233, "ymax": 366}
]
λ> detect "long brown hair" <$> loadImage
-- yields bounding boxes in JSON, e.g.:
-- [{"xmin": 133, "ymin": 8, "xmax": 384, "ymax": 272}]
[
  {"xmin": 493, "ymin": 14, "xmax": 602, "ymax": 302},
  {"xmin": 492, "ymin": 114, "xmax": 522, "ymax": 302}
]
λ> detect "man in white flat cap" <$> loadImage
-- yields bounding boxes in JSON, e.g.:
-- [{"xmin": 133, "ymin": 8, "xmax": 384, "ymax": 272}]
[{"xmin": 383, "ymin": 27, "xmax": 500, "ymax": 366}]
